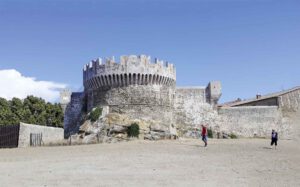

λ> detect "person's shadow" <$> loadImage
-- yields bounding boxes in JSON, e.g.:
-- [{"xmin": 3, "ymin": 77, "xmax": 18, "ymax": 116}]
[
  {"xmin": 177, "ymin": 143, "xmax": 206, "ymax": 148},
  {"xmin": 262, "ymin": 146, "xmax": 272, "ymax": 150}
]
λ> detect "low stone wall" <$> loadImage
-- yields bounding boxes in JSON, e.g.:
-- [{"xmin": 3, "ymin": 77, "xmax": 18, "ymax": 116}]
[
  {"xmin": 218, "ymin": 106, "xmax": 291, "ymax": 138},
  {"xmin": 18, "ymin": 122, "xmax": 64, "ymax": 148}
]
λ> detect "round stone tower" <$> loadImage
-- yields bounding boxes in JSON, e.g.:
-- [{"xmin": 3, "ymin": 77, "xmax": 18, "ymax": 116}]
[{"xmin": 83, "ymin": 55, "xmax": 176, "ymax": 125}]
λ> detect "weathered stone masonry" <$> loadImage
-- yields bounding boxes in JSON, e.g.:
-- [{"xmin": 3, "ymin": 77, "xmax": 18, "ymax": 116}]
[
  {"xmin": 62, "ymin": 54, "xmax": 299, "ymax": 139},
  {"xmin": 84, "ymin": 55, "xmax": 176, "ymax": 125}
]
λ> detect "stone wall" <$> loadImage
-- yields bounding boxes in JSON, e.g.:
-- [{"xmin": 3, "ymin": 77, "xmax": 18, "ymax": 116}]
[
  {"xmin": 64, "ymin": 92, "xmax": 85, "ymax": 138},
  {"xmin": 278, "ymin": 90, "xmax": 300, "ymax": 139},
  {"xmin": 279, "ymin": 89, "xmax": 300, "ymax": 114},
  {"xmin": 88, "ymin": 84, "xmax": 175, "ymax": 126},
  {"xmin": 90, "ymin": 84, "xmax": 175, "ymax": 108},
  {"xmin": 218, "ymin": 106, "xmax": 291, "ymax": 138},
  {"xmin": 18, "ymin": 122, "xmax": 64, "ymax": 148},
  {"xmin": 175, "ymin": 87, "xmax": 220, "ymax": 136}
]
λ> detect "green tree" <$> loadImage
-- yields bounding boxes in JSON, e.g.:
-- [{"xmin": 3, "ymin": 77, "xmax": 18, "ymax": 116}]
[
  {"xmin": 0, "ymin": 96, "xmax": 64, "ymax": 127},
  {"xmin": 0, "ymin": 97, "xmax": 14, "ymax": 125}
]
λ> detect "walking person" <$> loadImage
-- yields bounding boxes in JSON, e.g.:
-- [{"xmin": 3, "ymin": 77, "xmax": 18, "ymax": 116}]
[
  {"xmin": 201, "ymin": 124, "xmax": 208, "ymax": 147},
  {"xmin": 271, "ymin": 129, "xmax": 278, "ymax": 149}
]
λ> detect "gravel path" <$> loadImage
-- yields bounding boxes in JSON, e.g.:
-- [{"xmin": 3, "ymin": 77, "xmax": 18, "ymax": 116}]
[{"xmin": 0, "ymin": 139, "xmax": 299, "ymax": 187}]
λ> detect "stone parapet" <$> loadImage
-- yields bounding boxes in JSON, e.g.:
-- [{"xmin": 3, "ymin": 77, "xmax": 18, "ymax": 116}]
[{"xmin": 83, "ymin": 55, "xmax": 176, "ymax": 90}]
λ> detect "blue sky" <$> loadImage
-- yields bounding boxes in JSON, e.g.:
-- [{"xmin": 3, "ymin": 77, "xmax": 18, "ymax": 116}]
[{"xmin": 0, "ymin": 0, "xmax": 299, "ymax": 102}]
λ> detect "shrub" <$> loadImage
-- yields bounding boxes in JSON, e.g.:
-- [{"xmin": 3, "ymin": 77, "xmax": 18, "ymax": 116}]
[
  {"xmin": 89, "ymin": 107, "xmax": 102, "ymax": 122},
  {"xmin": 229, "ymin": 133, "xmax": 238, "ymax": 139},
  {"xmin": 208, "ymin": 128, "xmax": 213, "ymax": 138},
  {"xmin": 127, "ymin": 123, "xmax": 140, "ymax": 138}
]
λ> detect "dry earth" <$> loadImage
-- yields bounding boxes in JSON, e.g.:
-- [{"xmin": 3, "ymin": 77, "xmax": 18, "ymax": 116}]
[{"xmin": 0, "ymin": 138, "xmax": 300, "ymax": 187}]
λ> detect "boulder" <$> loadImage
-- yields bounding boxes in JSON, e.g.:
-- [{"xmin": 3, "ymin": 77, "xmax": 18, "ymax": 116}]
[
  {"xmin": 114, "ymin": 133, "xmax": 127, "ymax": 139},
  {"xmin": 150, "ymin": 131, "xmax": 167, "ymax": 140},
  {"xmin": 82, "ymin": 134, "xmax": 98, "ymax": 144},
  {"xmin": 79, "ymin": 120, "xmax": 100, "ymax": 134},
  {"xmin": 110, "ymin": 125, "xmax": 127, "ymax": 133},
  {"xmin": 106, "ymin": 113, "xmax": 132, "ymax": 127},
  {"xmin": 150, "ymin": 123, "xmax": 168, "ymax": 132},
  {"xmin": 144, "ymin": 134, "xmax": 153, "ymax": 140},
  {"xmin": 70, "ymin": 134, "xmax": 82, "ymax": 144},
  {"xmin": 99, "ymin": 136, "xmax": 112, "ymax": 143},
  {"xmin": 79, "ymin": 120, "xmax": 92, "ymax": 132},
  {"xmin": 222, "ymin": 132, "xmax": 229, "ymax": 139}
]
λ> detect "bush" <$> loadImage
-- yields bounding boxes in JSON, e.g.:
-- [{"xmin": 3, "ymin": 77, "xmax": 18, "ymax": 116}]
[
  {"xmin": 229, "ymin": 133, "xmax": 238, "ymax": 139},
  {"xmin": 89, "ymin": 107, "xmax": 102, "ymax": 122},
  {"xmin": 127, "ymin": 123, "xmax": 140, "ymax": 138},
  {"xmin": 208, "ymin": 128, "xmax": 213, "ymax": 138}
]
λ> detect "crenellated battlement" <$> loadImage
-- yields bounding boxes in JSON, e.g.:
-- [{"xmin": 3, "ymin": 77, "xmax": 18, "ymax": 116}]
[{"xmin": 83, "ymin": 55, "xmax": 176, "ymax": 89}]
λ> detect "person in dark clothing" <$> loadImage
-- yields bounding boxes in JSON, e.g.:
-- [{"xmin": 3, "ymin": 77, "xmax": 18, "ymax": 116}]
[
  {"xmin": 201, "ymin": 125, "xmax": 208, "ymax": 147},
  {"xmin": 271, "ymin": 129, "xmax": 278, "ymax": 149}
]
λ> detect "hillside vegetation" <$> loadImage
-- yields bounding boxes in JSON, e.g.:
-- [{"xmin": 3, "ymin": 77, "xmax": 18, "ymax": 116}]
[{"xmin": 0, "ymin": 96, "xmax": 63, "ymax": 127}]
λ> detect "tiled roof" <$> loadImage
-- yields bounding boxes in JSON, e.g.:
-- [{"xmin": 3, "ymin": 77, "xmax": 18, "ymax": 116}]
[{"xmin": 220, "ymin": 86, "xmax": 300, "ymax": 107}]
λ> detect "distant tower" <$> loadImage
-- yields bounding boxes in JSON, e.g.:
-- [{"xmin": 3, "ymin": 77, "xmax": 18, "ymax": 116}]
[
  {"xmin": 60, "ymin": 89, "xmax": 71, "ymax": 113},
  {"xmin": 206, "ymin": 81, "xmax": 222, "ymax": 107}
]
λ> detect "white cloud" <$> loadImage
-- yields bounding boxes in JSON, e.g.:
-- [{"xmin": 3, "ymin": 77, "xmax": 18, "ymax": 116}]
[{"xmin": 0, "ymin": 69, "xmax": 67, "ymax": 102}]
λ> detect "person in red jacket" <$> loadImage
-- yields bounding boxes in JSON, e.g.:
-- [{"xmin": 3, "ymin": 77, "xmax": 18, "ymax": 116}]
[{"xmin": 201, "ymin": 124, "xmax": 208, "ymax": 147}]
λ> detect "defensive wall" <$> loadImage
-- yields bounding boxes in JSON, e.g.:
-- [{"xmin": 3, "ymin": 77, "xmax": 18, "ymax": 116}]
[
  {"xmin": 174, "ymin": 87, "xmax": 220, "ymax": 136},
  {"xmin": 277, "ymin": 89, "xmax": 300, "ymax": 139},
  {"xmin": 279, "ymin": 88, "xmax": 300, "ymax": 114},
  {"xmin": 218, "ymin": 106, "xmax": 292, "ymax": 138},
  {"xmin": 63, "ymin": 92, "xmax": 85, "ymax": 138}
]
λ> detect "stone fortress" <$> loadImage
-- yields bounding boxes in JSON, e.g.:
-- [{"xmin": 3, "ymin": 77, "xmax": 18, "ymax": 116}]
[
  {"xmin": 83, "ymin": 55, "xmax": 176, "ymax": 126},
  {"xmin": 61, "ymin": 55, "xmax": 300, "ymax": 141}
]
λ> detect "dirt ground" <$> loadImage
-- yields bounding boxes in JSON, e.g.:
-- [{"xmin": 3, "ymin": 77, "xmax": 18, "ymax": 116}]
[{"xmin": 0, "ymin": 138, "xmax": 300, "ymax": 187}]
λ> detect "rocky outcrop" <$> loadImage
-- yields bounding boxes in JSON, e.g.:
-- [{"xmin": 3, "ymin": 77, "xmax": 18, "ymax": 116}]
[{"xmin": 69, "ymin": 111, "xmax": 175, "ymax": 145}]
